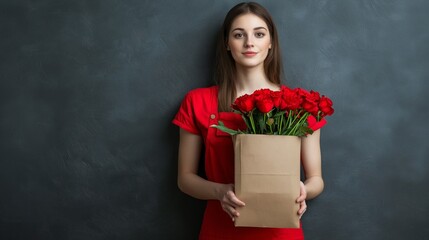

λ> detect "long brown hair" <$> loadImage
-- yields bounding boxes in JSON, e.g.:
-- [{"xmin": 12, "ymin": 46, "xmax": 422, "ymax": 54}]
[{"xmin": 215, "ymin": 2, "xmax": 284, "ymax": 112}]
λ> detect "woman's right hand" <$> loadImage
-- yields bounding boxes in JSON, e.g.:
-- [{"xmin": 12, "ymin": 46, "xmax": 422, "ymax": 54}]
[{"xmin": 218, "ymin": 184, "xmax": 246, "ymax": 221}]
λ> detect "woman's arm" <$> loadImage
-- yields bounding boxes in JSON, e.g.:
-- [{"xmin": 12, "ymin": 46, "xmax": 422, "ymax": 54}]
[
  {"xmin": 177, "ymin": 128, "xmax": 223, "ymax": 199},
  {"xmin": 177, "ymin": 129, "xmax": 244, "ymax": 220},
  {"xmin": 301, "ymin": 129, "xmax": 324, "ymax": 200},
  {"xmin": 295, "ymin": 129, "xmax": 324, "ymax": 218}
]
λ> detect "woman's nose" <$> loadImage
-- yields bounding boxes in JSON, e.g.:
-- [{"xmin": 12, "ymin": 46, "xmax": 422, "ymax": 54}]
[{"xmin": 244, "ymin": 37, "xmax": 254, "ymax": 48}]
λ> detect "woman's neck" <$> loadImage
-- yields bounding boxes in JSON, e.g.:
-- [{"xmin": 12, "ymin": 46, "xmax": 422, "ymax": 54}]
[{"xmin": 234, "ymin": 65, "xmax": 279, "ymax": 96}]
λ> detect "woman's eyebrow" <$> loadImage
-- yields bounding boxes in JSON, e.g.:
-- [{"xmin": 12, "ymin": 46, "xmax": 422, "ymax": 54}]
[
  {"xmin": 254, "ymin": 27, "xmax": 268, "ymax": 31},
  {"xmin": 231, "ymin": 27, "xmax": 268, "ymax": 32}
]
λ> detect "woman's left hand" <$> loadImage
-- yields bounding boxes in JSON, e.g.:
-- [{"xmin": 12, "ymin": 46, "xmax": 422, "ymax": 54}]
[{"xmin": 296, "ymin": 181, "xmax": 307, "ymax": 219}]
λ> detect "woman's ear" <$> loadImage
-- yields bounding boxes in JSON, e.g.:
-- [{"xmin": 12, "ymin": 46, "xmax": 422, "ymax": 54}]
[{"xmin": 226, "ymin": 45, "xmax": 230, "ymax": 51}]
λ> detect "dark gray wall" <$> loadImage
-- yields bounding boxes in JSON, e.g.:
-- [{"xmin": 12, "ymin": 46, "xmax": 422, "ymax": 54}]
[{"xmin": 1, "ymin": 0, "xmax": 428, "ymax": 239}]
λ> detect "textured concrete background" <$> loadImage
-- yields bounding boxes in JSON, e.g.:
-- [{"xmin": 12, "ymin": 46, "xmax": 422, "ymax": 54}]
[{"xmin": 1, "ymin": 0, "xmax": 428, "ymax": 239}]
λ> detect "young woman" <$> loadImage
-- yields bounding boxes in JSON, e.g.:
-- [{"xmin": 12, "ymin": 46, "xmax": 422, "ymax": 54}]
[{"xmin": 173, "ymin": 2, "xmax": 326, "ymax": 239}]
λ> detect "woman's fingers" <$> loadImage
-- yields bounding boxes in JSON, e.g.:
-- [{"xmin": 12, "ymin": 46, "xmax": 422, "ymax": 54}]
[
  {"xmin": 298, "ymin": 197, "xmax": 307, "ymax": 219},
  {"xmin": 226, "ymin": 190, "xmax": 245, "ymax": 207},
  {"xmin": 224, "ymin": 203, "xmax": 240, "ymax": 217},
  {"xmin": 222, "ymin": 191, "xmax": 245, "ymax": 218},
  {"xmin": 220, "ymin": 184, "xmax": 246, "ymax": 220},
  {"xmin": 298, "ymin": 200, "xmax": 307, "ymax": 213},
  {"xmin": 296, "ymin": 181, "xmax": 307, "ymax": 203},
  {"xmin": 296, "ymin": 181, "xmax": 307, "ymax": 219}
]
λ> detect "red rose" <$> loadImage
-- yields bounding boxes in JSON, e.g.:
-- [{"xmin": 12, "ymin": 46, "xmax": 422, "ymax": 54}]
[
  {"xmin": 319, "ymin": 96, "xmax": 334, "ymax": 116},
  {"xmin": 279, "ymin": 87, "xmax": 302, "ymax": 111},
  {"xmin": 310, "ymin": 90, "xmax": 321, "ymax": 101},
  {"xmin": 256, "ymin": 95, "xmax": 274, "ymax": 113},
  {"xmin": 301, "ymin": 90, "xmax": 320, "ymax": 116},
  {"xmin": 253, "ymin": 89, "xmax": 272, "ymax": 99},
  {"xmin": 232, "ymin": 94, "xmax": 255, "ymax": 113},
  {"xmin": 270, "ymin": 90, "xmax": 282, "ymax": 108},
  {"xmin": 294, "ymin": 88, "xmax": 309, "ymax": 98}
]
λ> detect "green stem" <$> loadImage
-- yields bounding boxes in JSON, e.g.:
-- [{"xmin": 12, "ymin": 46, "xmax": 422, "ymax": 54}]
[
  {"xmin": 249, "ymin": 112, "xmax": 256, "ymax": 134},
  {"xmin": 264, "ymin": 114, "xmax": 267, "ymax": 134},
  {"xmin": 288, "ymin": 112, "xmax": 309, "ymax": 135},
  {"xmin": 287, "ymin": 110, "xmax": 294, "ymax": 128}
]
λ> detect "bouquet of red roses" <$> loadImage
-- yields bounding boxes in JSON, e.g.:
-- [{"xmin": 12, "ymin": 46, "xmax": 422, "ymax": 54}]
[
  {"xmin": 212, "ymin": 87, "xmax": 334, "ymax": 136},
  {"xmin": 211, "ymin": 86, "xmax": 334, "ymax": 228}
]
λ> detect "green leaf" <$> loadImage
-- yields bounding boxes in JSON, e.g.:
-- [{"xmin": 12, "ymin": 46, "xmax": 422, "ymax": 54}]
[
  {"xmin": 210, "ymin": 121, "xmax": 239, "ymax": 135},
  {"xmin": 249, "ymin": 112, "xmax": 256, "ymax": 134},
  {"xmin": 273, "ymin": 111, "xmax": 286, "ymax": 118},
  {"xmin": 241, "ymin": 115, "xmax": 251, "ymax": 131},
  {"xmin": 258, "ymin": 115, "xmax": 266, "ymax": 133}
]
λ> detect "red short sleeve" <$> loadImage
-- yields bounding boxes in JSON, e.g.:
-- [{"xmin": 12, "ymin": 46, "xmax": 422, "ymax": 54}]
[
  {"xmin": 307, "ymin": 115, "xmax": 327, "ymax": 132},
  {"xmin": 172, "ymin": 91, "xmax": 200, "ymax": 135}
]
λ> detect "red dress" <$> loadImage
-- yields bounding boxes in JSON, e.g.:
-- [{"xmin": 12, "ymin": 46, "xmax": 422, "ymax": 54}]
[{"xmin": 173, "ymin": 86, "xmax": 326, "ymax": 240}]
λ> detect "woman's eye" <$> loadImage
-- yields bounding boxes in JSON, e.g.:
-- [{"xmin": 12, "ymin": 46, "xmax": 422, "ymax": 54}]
[
  {"xmin": 255, "ymin": 32, "xmax": 265, "ymax": 38},
  {"xmin": 234, "ymin": 33, "xmax": 244, "ymax": 38}
]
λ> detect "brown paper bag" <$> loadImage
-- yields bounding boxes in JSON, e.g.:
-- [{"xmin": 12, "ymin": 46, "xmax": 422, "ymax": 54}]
[{"xmin": 232, "ymin": 134, "xmax": 301, "ymax": 228}]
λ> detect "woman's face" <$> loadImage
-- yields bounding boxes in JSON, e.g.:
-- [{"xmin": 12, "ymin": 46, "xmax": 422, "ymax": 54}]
[{"xmin": 227, "ymin": 13, "xmax": 272, "ymax": 69}]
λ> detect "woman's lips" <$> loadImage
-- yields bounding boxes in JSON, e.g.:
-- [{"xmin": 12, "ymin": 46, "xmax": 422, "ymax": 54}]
[{"xmin": 243, "ymin": 51, "xmax": 257, "ymax": 57}]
